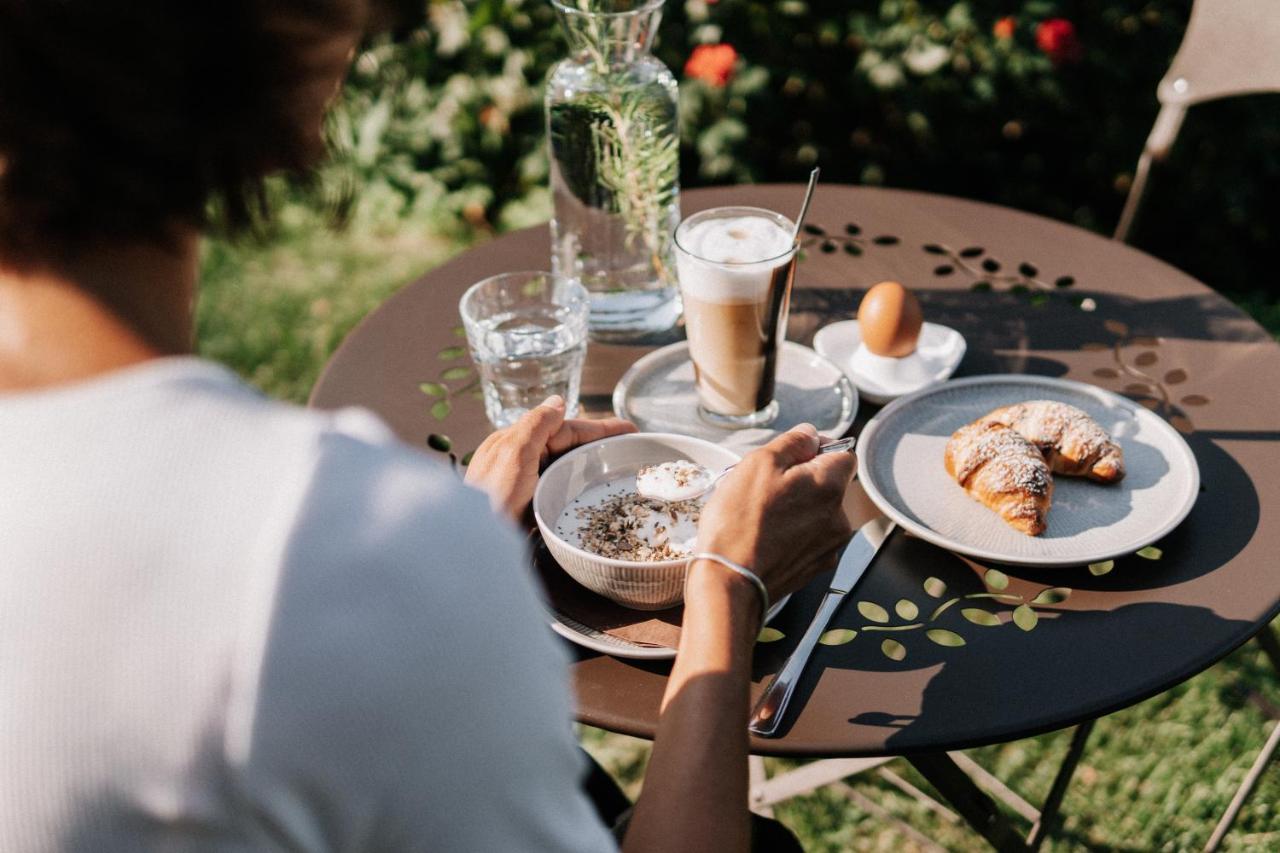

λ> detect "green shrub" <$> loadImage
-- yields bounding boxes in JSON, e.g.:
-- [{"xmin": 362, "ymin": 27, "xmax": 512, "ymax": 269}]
[{"xmin": 326, "ymin": 0, "xmax": 1278, "ymax": 302}]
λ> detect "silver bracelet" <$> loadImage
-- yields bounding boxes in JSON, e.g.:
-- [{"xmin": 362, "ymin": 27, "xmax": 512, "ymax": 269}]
[{"xmin": 687, "ymin": 552, "xmax": 770, "ymax": 621}]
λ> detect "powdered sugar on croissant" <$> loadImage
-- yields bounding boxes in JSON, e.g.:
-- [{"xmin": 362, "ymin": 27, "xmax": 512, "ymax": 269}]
[
  {"xmin": 981, "ymin": 400, "xmax": 1125, "ymax": 483},
  {"xmin": 944, "ymin": 421, "xmax": 1054, "ymax": 536}
]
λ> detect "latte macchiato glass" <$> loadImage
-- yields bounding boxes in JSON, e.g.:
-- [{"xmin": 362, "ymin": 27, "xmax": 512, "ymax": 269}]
[{"xmin": 674, "ymin": 206, "xmax": 798, "ymax": 428}]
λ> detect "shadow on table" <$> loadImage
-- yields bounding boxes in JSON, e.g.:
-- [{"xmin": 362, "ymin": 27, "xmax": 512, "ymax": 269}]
[
  {"xmin": 1014, "ymin": 434, "xmax": 1258, "ymax": 592},
  {"xmin": 749, "ymin": 518, "xmax": 1260, "ymax": 742},
  {"xmin": 871, "ymin": 598, "xmax": 1255, "ymax": 755},
  {"xmin": 790, "ymin": 287, "xmax": 1270, "ymax": 352}
]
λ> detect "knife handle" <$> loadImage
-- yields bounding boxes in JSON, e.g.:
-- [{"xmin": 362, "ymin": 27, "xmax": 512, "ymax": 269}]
[{"xmin": 748, "ymin": 589, "xmax": 843, "ymax": 738}]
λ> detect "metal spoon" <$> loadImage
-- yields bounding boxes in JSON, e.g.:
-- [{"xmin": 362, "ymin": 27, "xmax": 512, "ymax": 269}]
[
  {"xmin": 636, "ymin": 436, "xmax": 857, "ymax": 505},
  {"xmin": 791, "ymin": 167, "xmax": 821, "ymax": 244}
]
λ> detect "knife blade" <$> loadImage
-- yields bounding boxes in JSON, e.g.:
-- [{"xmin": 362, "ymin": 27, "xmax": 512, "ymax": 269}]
[{"xmin": 748, "ymin": 517, "xmax": 895, "ymax": 737}]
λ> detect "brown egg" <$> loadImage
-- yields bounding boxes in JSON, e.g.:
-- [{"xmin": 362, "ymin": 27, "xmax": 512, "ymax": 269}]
[{"xmin": 858, "ymin": 281, "xmax": 923, "ymax": 357}]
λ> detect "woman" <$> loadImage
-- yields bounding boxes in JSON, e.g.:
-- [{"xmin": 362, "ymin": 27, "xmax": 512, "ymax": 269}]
[{"xmin": 0, "ymin": 1, "xmax": 854, "ymax": 850}]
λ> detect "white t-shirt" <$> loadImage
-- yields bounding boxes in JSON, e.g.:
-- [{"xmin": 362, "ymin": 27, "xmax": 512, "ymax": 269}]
[{"xmin": 0, "ymin": 357, "xmax": 617, "ymax": 852}]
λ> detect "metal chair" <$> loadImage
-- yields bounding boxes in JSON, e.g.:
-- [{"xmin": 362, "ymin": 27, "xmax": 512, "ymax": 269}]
[
  {"xmin": 1111, "ymin": 2, "xmax": 1280, "ymax": 848},
  {"xmin": 1114, "ymin": 0, "xmax": 1280, "ymax": 241}
]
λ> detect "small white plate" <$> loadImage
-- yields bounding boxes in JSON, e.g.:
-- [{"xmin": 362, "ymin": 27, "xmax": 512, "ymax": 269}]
[
  {"xmin": 814, "ymin": 320, "xmax": 967, "ymax": 405},
  {"xmin": 547, "ymin": 594, "xmax": 793, "ymax": 661},
  {"xmin": 612, "ymin": 341, "xmax": 858, "ymax": 450},
  {"xmin": 857, "ymin": 375, "xmax": 1200, "ymax": 567}
]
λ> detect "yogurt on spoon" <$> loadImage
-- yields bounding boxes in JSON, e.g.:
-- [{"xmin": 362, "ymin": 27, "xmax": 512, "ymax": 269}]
[{"xmin": 635, "ymin": 460, "xmax": 715, "ymax": 503}]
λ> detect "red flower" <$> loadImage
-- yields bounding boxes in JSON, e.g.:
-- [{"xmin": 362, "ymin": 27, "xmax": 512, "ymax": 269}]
[
  {"xmin": 993, "ymin": 17, "xmax": 1016, "ymax": 40},
  {"xmin": 1035, "ymin": 18, "xmax": 1081, "ymax": 65},
  {"xmin": 684, "ymin": 44, "xmax": 738, "ymax": 87}
]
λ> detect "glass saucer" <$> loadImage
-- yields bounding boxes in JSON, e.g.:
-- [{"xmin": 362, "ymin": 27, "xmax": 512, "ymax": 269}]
[{"xmin": 612, "ymin": 341, "xmax": 858, "ymax": 450}]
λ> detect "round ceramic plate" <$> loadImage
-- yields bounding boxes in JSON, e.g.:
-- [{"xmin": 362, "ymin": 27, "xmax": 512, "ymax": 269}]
[
  {"xmin": 547, "ymin": 595, "xmax": 793, "ymax": 661},
  {"xmin": 613, "ymin": 341, "xmax": 858, "ymax": 450},
  {"xmin": 857, "ymin": 375, "xmax": 1200, "ymax": 567}
]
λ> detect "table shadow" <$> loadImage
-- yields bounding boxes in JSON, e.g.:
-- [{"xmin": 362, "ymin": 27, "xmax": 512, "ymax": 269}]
[
  {"xmin": 749, "ymin": 520, "xmax": 1263, "ymax": 741},
  {"xmin": 1009, "ymin": 432, "xmax": 1258, "ymax": 592},
  {"xmin": 874, "ymin": 599, "xmax": 1255, "ymax": 755},
  {"xmin": 791, "ymin": 287, "xmax": 1271, "ymax": 350}
]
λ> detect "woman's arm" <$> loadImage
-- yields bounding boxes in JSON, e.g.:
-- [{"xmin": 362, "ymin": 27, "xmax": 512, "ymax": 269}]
[
  {"xmin": 621, "ymin": 562, "xmax": 759, "ymax": 852},
  {"xmin": 624, "ymin": 426, "xmax": 855, "ymax": 853}
]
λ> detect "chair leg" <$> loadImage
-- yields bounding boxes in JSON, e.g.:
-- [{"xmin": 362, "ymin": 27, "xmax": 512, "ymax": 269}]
[
  {"xmin": 1113, "ymin": 150, "xmax": 1155, "ymax": 244},
  {"xmin": 748, "ymin": 755, "xmax": 774, "ymax": 818},
  {"xmin": 909, "ymin": 752, "xmax": 1030, "ymax": 852},
  {"xmin": 1114, "ymin": 102, "xmax": 1185, "ymax": 244},
  {"xmin": 749, "ymin": 756, "xmax": 892, "ymax": 809},
  {"xmin": 1026, "ymin": 720, "xmax": 1094, "ymax": 850},
  {"xmin": 831, "ymin": 781, "xmax": 949, "ymax": 852},
  {"xmin": 877, "ymin": 766, "xmax": 961, "ymax": 824},
  {"xmin": 1203, "ymin": 719, "xmax": 1280, "ymax": 853},
  {"xmin": 1254, "ymin": 622, "xmax": 1280, "ymax": 679},
  {"xmin": 948, "ymin": 751, "xmax": 1041, "ymax": 824}
]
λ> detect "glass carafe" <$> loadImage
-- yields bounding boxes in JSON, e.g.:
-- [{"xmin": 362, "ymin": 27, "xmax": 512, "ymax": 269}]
[{"xmin": 546, "ymin": 0, "xmax": 680, "ymax": 342}]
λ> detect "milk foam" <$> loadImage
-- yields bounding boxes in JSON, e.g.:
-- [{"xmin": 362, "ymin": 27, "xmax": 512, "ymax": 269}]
[{"xmin": 676, "ymin": 214, "xmax": 795, "ymax": 304}]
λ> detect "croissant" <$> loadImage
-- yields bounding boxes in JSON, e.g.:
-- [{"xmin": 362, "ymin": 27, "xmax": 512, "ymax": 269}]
[
  {"xmin": 981, "ymin": 401, "xmax": 1125, "ymax": 483},
  {"xmin": 945, "ymin": 421, "xmax": 1054, "ymax": 536}
]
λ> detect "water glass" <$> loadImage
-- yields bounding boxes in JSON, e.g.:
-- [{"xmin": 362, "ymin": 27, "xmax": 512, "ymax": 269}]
[{"xmin": 459, "ymin": 271, "xmax": 589, "ymax": 428}]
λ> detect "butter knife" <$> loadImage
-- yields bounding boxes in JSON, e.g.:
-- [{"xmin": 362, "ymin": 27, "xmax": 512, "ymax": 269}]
[{"xmin": 748, "ymin": 517, "xmax": 895, "ymax": 737}]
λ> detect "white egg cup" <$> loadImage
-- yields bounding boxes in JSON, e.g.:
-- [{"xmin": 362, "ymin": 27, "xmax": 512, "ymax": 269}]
[{"xmin": 813, "ymin": 320, "xmax": 966, "ymax": 405}]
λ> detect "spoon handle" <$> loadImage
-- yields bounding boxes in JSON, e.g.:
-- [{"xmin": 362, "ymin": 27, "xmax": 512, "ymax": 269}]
[
  {"xmin": 817, "ymin": 436, "xmax": 857, "ymax": 455},
  {"xmin": 713, "ymin": 436, "xmax": 855, "ymax": 485}
]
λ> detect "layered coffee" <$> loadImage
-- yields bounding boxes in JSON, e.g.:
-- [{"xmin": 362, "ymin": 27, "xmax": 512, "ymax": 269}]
[{"xmin": 675, "ymin": 208, "xmax": 798, "ymax": 427}]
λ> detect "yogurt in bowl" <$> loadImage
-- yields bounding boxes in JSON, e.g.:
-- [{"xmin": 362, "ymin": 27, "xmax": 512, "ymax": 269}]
[{"xmin": 534, "ymin": 433, "xmax": 739, "ymax": 610}]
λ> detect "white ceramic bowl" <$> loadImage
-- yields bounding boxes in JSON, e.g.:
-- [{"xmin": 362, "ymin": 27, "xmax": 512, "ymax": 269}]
[{"xmin": 533, "ymin": 433, "xmax": 741, "ymax": 610}]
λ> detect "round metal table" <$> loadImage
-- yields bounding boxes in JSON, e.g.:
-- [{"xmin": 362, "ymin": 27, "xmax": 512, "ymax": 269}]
[{"xmin": 311, "ymin": 184, "xmax": 1280, "ymax": 845}]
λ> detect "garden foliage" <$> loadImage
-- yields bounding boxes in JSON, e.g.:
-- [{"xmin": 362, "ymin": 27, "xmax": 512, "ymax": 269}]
[{"xmin": 327, "ymin": 0, "xmax": 1279, "ymax": 297}]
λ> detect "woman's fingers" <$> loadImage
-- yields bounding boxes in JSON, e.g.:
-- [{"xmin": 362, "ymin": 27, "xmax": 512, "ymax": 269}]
[
  {"xmin": 805, "ymin": 448, "xmax": 858, "ymax": 496},
  {"xmin": 546, "ymin": 416, "xmax": 638, "ymax": 456},
  {"xmin": 761, "ymin": 423, "xmax": 820, "ymax": 469},
  {"xmin": 512, "ymin": 395, "xmax": 568, "ymax": 455}
]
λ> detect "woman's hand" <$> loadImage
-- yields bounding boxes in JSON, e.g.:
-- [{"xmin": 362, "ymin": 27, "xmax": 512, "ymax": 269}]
[
  {"xmin": 465, "ymin": 395, "xmax": 637, "ymax": 521},
  {"xmin": 692, "ymin": 423, "xmax": 856, "ymax": 609}
]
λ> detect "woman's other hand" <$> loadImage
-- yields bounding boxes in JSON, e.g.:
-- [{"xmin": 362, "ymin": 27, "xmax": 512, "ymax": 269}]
[
  {"xmin": 465, "ymin": 395, "xmax": 637, "ymax": 521},
  {"xmin": 693, "ymin": 423, "xmax": 856, "ymax": 610}
]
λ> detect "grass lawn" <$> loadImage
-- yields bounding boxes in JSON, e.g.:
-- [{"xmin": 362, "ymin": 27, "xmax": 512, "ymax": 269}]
[{"xmin": 198, "ymin": 210, "xmax": 1280, "ymax": 852}]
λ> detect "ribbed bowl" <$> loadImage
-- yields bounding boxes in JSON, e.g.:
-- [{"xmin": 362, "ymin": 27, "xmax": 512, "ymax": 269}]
[{"xmin": 533, "ymin": 433, "xmax": 741, "ymax": 610}]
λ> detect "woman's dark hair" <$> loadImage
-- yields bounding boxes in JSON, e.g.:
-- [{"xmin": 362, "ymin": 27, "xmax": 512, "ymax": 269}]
[{"xmin": 0, "ymin": 0, "xmax": 364, "ymax": 265}]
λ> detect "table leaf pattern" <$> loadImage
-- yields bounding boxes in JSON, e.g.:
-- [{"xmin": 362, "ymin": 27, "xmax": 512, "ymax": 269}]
[
  {"xmin": 984, "ymin": 569, "xmax": 1009, "ymax": 591},
  {"xmin": 1080, "ymin": 324, "xmax": 1210, "ymax": 434},
  {"xmin": 419, "ymin": 334, "xmax": 487, "ymax": 466},
  {"xmin": 858, "ymin": 601, "xmax": 890, "ymax": 624},
  {"xmin": 881, "ymin": 639, "xmax": 907, "ymax": 661},
  {"xmin": 819, "ymin": 628, "xmax": 857, "ymax": 646},
  {"xmin": 1013, "ymin": 605, "xmax": 1039, "ymax": 632},
  {"xmin": 1089, "ymin": 560, "xmax": 1115, "ymax": 576},
  {"xmin": 797, "ymin": 221, "xmax": 902, "ymax": 258},
  {"xmin": 817, "ymin": 552, "xmax": 1095, "ymax": 661},
  {"xmin": 961, "ymin": 608, "xmax": 1002, "ymax": 627},
  {"xmin": 755, "ymin": 542, "xmax": 1166, "ymax": 673},
  {"xmin": 927, "ymin": 629, "xmax": 966, "ymax": 647}
]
